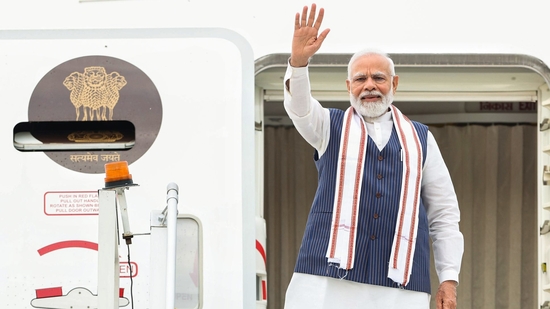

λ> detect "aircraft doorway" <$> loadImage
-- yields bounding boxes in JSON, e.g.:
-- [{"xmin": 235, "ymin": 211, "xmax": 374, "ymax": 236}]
[{"xmin": 256, "ymin": 53, "xmax": 549, "ymax": 309}]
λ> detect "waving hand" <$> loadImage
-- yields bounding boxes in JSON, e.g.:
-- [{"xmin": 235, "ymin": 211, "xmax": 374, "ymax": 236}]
[{"xmin": 290, "ymin": 4, "xmax": 330, "ymax": 67}]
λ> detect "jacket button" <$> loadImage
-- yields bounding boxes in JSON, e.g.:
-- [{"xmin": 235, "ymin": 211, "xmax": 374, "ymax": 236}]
[
  {"xmin": 370, "ymin": 235, "xmax": 376, "ymax": 240},
  {"xmin": 376, "ymin": 193, "xmax": 382, "ymax": 198},
  {"xmin": 378, "ymin": 155, "xmax": 383, "ymax": 161},
  {"xmin": 373, "ymin": 213, "xmax": 379, "ymax": 219},
  {"xmin": 377, "ymin": 174, "xmax": 383, "ymax": 180}
]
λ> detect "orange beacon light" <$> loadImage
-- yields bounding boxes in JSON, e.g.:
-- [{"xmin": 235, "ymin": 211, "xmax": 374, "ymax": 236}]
[{"xmin": 104, "ymin": 161, "xmax": 137, "ymax": 189}]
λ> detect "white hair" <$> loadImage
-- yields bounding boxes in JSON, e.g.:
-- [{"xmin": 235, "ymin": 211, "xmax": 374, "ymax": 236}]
[{"xmin": 347, "ymin": 49, "xmax": 395, "ymax": 79}]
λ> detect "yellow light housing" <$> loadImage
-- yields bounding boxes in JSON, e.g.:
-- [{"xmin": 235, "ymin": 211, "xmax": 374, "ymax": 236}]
[{"xmin": 104, "ymin": 161, "xmax": 135, "ymax": 188}]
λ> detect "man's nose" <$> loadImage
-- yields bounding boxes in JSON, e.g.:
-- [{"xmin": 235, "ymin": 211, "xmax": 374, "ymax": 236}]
[{"xmin": 363, "ymin": 77, "xmax": 376, "ymax": 91}]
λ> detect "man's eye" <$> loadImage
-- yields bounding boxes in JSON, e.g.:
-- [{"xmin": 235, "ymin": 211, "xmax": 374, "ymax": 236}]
[
  {"xmin": 354, "ymin": 77, "xmax": 366, "ymax": 82},
  {"xmin": 374, "ymin": 76, "xmax": 386, "ymax": 82}
]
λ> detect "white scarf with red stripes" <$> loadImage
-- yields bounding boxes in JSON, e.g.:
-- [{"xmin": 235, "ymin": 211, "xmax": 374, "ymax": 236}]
[{"xmin": 326, "ymin": 105, "xmax": 423, "ymax": 286}]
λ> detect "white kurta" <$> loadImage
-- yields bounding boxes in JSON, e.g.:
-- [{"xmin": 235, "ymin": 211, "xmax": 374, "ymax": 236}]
[
  {"xmin": 285, "ymin": 273, "xmax": 430, "ymax": 309},
  {"xmin": 282, "ymin": 63, "xmax": 464, "ymax": 309}
]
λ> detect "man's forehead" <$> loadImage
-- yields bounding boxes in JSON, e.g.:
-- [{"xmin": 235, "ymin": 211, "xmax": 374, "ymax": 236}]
[{"xmin": 351, "ymin": 55, "xmax": 391, "ymax": 74}]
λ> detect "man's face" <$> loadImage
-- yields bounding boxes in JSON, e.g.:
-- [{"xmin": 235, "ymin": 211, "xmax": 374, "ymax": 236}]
[{"xmin": 346, "ymin": 54, "xmax": 399, "ymax": 118}]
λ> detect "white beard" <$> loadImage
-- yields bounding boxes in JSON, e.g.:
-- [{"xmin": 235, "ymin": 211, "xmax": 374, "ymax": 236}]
[{"xmin": 350, "ymin": 90, "xmax": 394, "ymax": 119}]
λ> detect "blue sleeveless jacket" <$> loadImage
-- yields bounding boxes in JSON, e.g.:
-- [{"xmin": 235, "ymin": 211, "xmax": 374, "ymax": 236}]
[{"xmin": 294, "ymin": 108, "xmax": 432, "ymax": 294}]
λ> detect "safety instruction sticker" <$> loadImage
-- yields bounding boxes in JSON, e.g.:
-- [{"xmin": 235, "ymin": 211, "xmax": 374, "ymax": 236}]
[{"xmin": 44, "ymin": 191, "xmax": 99, "ymax": 216}]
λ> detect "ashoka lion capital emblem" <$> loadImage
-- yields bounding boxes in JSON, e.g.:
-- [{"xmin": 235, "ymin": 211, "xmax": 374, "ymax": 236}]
[{"xmin": 63, "ymin": 66, "xmax": 127, "ymax": 121}]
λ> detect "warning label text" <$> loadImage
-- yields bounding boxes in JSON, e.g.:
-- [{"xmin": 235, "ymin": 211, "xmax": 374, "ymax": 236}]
[{"xmin": 44, "ymin": 191, "xmax": 99, "ymax": 216}]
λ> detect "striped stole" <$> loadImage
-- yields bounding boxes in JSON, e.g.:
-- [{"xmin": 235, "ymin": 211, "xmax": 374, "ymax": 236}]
[{"xmin": 326, "ymin": 105, "xmax": 423, "ymax": 286}]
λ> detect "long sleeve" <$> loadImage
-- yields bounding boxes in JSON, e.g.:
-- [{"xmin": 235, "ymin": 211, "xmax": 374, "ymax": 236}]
[
  {"xmin": 421, "ymin": 132, "xmax": 464, "ymax": 284},
  {"xmin": 283, "ymin": 63, "xmax": 331, "ymax": 157}
]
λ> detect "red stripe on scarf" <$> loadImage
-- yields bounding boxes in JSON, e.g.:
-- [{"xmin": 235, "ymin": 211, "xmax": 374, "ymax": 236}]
[
  {"xmin": 392, "ymin": 110, "xmax": 411, "ymax": 268},
  {"xmin": 347, "ymin": 118, "xmax": 366, "ymax": 268},
  {"xmin": 403, "ymin": 118, "xmax": 423, "ymax": 284}
]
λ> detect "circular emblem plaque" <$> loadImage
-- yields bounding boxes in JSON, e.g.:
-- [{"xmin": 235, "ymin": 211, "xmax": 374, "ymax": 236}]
[{"xmin": 28, "ymin": 55, "xmax": 163, "ymax": 173}]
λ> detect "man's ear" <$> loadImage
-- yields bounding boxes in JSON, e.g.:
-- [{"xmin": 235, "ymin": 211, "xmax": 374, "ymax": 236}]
[
  {"xmin": 392, "ymin": 75, "xmax": 399, "ymax": 94},
  {"xmin": 346, "ymin": 79, "xmax": 351, "ymax": 93}
]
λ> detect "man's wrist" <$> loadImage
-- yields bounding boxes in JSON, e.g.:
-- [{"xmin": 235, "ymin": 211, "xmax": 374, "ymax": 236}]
[
  {"xmin": 441, "ymin": 280, "xmax": 458, "ymax": 287},
  {"xmin": 289, "ymin": 57, "xmax": 309, "ymax": 67}
]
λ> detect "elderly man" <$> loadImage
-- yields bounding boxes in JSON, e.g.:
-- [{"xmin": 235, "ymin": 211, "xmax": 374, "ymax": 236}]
[{"xmin": 282, "ymin": 4, "xmax": 464, "ymax": 309}]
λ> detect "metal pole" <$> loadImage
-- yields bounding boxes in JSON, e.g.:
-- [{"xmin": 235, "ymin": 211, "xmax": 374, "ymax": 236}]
[
  {"xmin": 165, "ymin": 182, "xmax": 179, "ymax": 309},
  {"xmin": 98, "ymin": 189, "xmax": 119, "ymax": 309}
]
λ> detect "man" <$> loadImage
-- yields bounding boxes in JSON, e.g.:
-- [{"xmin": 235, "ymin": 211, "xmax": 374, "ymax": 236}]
[{"xmin": 283, "ymin": 4, "xmax": 464, "ymax": 309}]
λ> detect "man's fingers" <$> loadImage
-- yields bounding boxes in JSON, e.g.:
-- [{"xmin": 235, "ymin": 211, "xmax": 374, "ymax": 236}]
[
  {"xmin": 300, "ymin": 6, "xmax": 308, "ymax": 27},
  {"xmin": 317, "ymin": 28, "xmax": 330, "ymax": 41},
  {"xmin": 307, "ymin": 4, "xmax": 317, "ymax": 27},
  {"xmin": 311, "ymin": 28, "xmax": 329, "ymax": 48},
  {"xmin": 297, "ymin": 4, "xmax": 322, "ymax": 29},
  {"xmin": 440, "ymin": 299, "xmax": 457, "ymax": 309},
  {"xmin": 294, "ymin": 12, "xmax": 301, "ymax": 30},
  {"xmin": 313, "ymin": 7, "xmax": 324, "ymax": 29}
]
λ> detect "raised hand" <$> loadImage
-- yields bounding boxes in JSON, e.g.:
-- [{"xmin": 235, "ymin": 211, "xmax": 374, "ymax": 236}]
[{"xmin": 290, "ymin": 3, "xmax": 330, "ymax": 67}]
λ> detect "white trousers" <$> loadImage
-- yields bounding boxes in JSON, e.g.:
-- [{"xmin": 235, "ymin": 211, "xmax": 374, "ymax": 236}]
[{"xmin": 284, "ymin": 273, "xmax": 430, "ymax": 309}]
